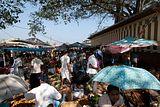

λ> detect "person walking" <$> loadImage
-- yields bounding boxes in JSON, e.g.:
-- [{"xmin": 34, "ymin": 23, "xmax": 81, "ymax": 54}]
[
  {"xmin": 60, "ymin": 50, "xmax": 71, "ymax": 87},
  {"xmin": 30, "ymin": 54, "xmax": 43, "ymax": 89},
  {"xmin": 86, "ymin": 49, "xmax": 103, "ymax": 94}
]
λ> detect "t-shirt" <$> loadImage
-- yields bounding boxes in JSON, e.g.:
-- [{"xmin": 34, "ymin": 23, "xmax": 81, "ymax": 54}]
[
  {"xmin": 60, "ymin": 55, "xmax": 70, "ymax": 72},
  {"xmin": 25, "ymin": 83, "xmax": 62, "ymax": 107},
  {"xmin": 86, "ymin": 54, "xmax": 98, "ymax": 74},
  {"xmin": 31, "ymin": 57, "xmax": 43, "ymax": 73}
]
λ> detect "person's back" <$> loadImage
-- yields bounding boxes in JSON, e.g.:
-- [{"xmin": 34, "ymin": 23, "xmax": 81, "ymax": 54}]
[
  {"xmin": 31, "ymin": 57, "xmax": 43, "ymax": 74},
  {"xmin": 30, "ymin": 56, "xmax": 43, "ymax": 89},
  {"xmin": 60, "ymin": 51, "xmax": 71, "ymax": 86},
  {"xmin": 61, "ymin": 55, "xmax": 69, "ymax": 71},
  {"xmin": 25, "ymin": 82, "xmax": 62, "ymax": 107}
]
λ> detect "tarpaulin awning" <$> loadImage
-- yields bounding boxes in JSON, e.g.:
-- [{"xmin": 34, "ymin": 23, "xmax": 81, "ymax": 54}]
[{"xmin": 0, "ymin": 47, "xmax": 49, "ymax": 52}]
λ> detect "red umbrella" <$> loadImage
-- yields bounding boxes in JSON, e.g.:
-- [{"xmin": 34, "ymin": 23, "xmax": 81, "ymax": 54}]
[
  {"xmin": 105, "ymin": 37, "xmax": 158, "ymax": 54},
  {"xmin": 105, "ymin": 45, "xmax": 132, "ymax": 54}
]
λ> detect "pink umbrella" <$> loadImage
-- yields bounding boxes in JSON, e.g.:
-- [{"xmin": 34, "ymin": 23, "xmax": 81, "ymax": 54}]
[
  {"xmin": 105, "ymin": 37, "xmax": 158, "ymax": 54},
  {"xmin": 105, "ymin": 45, "xmax": 132, "ymax": 54}
]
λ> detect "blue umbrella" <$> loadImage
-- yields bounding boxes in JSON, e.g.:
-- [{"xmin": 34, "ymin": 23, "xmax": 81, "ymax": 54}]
[
  {"xmin": 92, "ymin": 65, "xmax": 160, "ymax": 90},
  {"xmin": 132, "ymin": 38, "xmax": 158, "ymax": 47},
  {"xmin": 111, "ymin": 36, "xmax": 135, "ymax": 46}
]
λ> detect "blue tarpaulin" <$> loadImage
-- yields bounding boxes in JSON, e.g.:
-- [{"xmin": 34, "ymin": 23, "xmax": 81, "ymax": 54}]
[{"xmin": 0, "ymin": 47, "xmax": 49, "ymax": 52}]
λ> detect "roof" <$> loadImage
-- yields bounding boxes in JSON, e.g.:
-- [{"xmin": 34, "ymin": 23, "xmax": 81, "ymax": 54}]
[
  {"xmin": 25, "ymin": 38, "xmax": 51, "ymax": 46},
  {"xmin": 88, "ymin": 3, "xmax": 160, "ymax": 39}
]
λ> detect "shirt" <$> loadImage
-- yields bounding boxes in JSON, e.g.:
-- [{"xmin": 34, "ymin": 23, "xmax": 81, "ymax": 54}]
[
  {"xmin": 86, "ymin": 54, "xmax": 98, "ymax": 74},
  {"xmin": 60, "ymin": 55, "xmax": 70, "ymax": 72},
  {"xmin": 25, "ymin": 83, "xmax": 62, "ymax": 107},
  {"xmin": 31, "ymin": 57, "xmax": 43, "ymax": 73}
]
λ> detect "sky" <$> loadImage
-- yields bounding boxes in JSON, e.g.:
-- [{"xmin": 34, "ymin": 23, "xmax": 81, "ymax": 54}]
[{"xmin": 0, "ymin": 4, "xmax": 114, "ymax": 45}]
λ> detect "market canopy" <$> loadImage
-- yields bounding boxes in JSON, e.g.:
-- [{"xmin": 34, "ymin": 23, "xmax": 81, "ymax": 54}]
[
  {"xmin": 0, "ymin": 47, "xmax": 49, "ymax": 52},
  {"xmin": 56, "ymin": 43, "xmax": 69, "ymax": 51},
  {"xmin": 105, "ymin": 37, "xmax": 158, "ymax": 54},
  {"xmin": 69, "ymin": 42, "xmax": 91, "ymax": 48}
]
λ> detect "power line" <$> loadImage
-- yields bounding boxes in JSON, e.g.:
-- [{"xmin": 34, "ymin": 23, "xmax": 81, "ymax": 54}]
[
  {"xmin": 40, "ymin": 34, "xmax": 64, "ymax": 44},
  {"xmin": 11, "ymin": 25, "xmax": 64, "ymax": 44},
  {"xmin": 1, "ymin": 30, "xmax": 16, "ymax": 38},
  {"xmin": 12, "ymin": 25, "xmax": 29, "ymax": 30}
]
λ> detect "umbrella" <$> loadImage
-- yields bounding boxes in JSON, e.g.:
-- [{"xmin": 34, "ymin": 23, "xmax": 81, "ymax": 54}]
[
  {"xmin": 56, "ymin": 43, "xmax": 69, "ymax": 51},
  {"xmin": 0, "ymin": 74, "xmax": 28, "ymax": 102},
  {"xmin": 105, "ymin": 37, "xmax": 158, "ymax": 54},
  {"xmin": 69, "ymin": 42, "xmax": 90, "ymax": 48},
  {"xmin": 105, "ymin": 45, "xmax": 132, "ymax": 54},
  {"xmin": 131, "ymin": 38, "xmax": 158, "ymax": 47},
  {"xmin": 111, "ymin": 36, "xmax": 135, "ymax": 46},
  {"xmin": 92, "ymin": 65, "xmax": 160, "ymax": 90}
]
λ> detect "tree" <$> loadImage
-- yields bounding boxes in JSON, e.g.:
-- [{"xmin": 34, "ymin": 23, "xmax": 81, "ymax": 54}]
[
  {"xmin": 27, "ymin": 13, "xmax": 46, "ymax": 37},
  {"xmin": 34, "ymin": 0, "xmax": 159, "ymax": 23},
  {"xmin": 0, "ymin": 0, "xmax": 159, "ymax": 36},
  {"xmin": 0, "ymin": 0, "xmax": 24, "ymax": 29}
]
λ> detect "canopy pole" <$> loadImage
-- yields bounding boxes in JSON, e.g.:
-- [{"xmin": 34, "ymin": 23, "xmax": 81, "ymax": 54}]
[{"xmin": 2, "ymin": 52, "xmax": 6, "ymax": 67}]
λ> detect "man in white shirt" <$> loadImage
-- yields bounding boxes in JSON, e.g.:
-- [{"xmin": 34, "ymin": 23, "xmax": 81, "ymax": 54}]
[
  {"xmin": 25, "ymin": 82, "xmax": 62, "ymax": 107},
  {"xmin": 31, "ymin": 56, "xmax": 43, "ymax": 74},
  {"xmin": 86, "ymin": 49, "xmax": 103, "ymax": 93},
  {"xmin": 60, "ymin": 50, "xmax": 71, "ymax": 87},
  {"xmin": 30, "ymin": 55, "xmax": 43, "ymax": 89},
  {"xmin": 86, "ymin": 49, "xmax": 103, "ymax": 76}
]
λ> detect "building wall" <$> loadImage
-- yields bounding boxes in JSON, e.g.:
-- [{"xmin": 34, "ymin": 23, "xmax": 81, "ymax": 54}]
[{"xmin": 91, "ymin": 13, "xmax": 160, "ymax": 52}]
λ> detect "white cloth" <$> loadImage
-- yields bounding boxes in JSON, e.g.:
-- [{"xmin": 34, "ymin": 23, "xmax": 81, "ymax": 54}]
[
  {"xmin": 60, "ymin": 55, "xmax": 70, "ymax": 81},
  {"xmin": 73, "ymin": 87, "xmax": 84, "ymax": 98},
  {"xmin": 25, "ymin": 83, "xmax": 62, "ymax": 107},
  {"xmin": 98, "ymin": 94, "xmax": 125, "ymax": 107},
  {"xmin": 31, "ymin": 57, "xmax": 43, "ymax": 73},
  {"xmin": 86, "ymin": 54, "xmax": 98, "ymax": 75}
]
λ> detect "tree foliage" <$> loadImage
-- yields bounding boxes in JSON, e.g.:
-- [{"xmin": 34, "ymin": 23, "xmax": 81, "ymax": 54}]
[
  {"xmin": 35, "ymin": 0, "xmax": 159, "ymax": 23},
  {"xmin": 28, "ymin": 13, "xmax": 46, "ymax": 37},
  {"xmin": 0, "ymin": 0, "xmax": 24, "ymax": 29},
  {"xmin": 0, "ymin": 0, "xmax": 159, "ymax": 37}
]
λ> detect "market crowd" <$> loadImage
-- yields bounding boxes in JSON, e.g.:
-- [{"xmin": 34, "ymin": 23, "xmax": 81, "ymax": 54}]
[{"xmin": 0, "ymin": 47, "xmax": 160, "ymax": 107}]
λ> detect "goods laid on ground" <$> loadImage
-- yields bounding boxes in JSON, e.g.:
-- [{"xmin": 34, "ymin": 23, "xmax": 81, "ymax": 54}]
[{"xmin": 10, "ymin": 99, "xmax": 35, "ymax": 107}]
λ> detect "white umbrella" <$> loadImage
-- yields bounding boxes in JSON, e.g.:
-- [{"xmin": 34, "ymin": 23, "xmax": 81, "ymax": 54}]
[{"xmin": 0, "ymin": 74, "xmax": 28, "ymax": 102}]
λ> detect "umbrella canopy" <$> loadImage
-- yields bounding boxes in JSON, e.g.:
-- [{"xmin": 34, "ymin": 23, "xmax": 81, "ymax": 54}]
[
  {"xmin": 56, "ymin": 43, "xmax": 69, "ymax": 51},
  {"xmin": 131, "ymin": 38, "xmax": 158, "ymax": 47},
  {"xmin": 111, "ymin": 37, "xmax": 135, "ymax": 46},
  {"xmin": 69, "ymin": 42, "xmax": 90, "ymax": 48},
  {"xmin": 105, "ymin": 37, "xmax": 158, "ymax": 54},
  {"xmin": 105, "ymin": 45, "xmax": 132, "ymax": 54},
  {"xmin": 92, "ymin": 65, "xmax": 160, "ymax": 90},
  {"xmin": 0, "ymin": 74, "xmax": 28, "ymax": 102}
]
